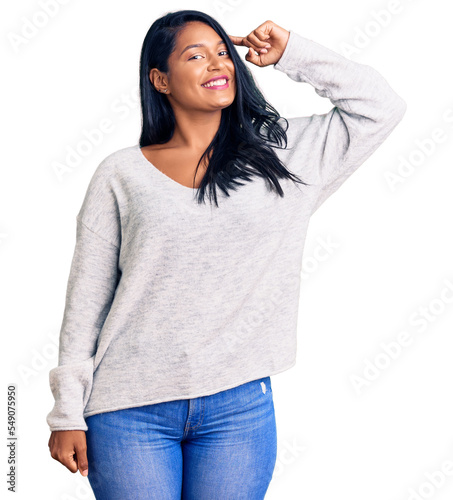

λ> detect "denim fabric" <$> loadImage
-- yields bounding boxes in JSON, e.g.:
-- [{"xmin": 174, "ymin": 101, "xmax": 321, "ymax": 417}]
[{"xmin": 85, "ymin": 376, "xmax": 277, "ymax": 499}]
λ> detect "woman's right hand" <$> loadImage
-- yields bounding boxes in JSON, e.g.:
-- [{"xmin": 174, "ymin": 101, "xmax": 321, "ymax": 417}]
[{"xmin": 48, "ymin": 430, "xmax": 89, "ymax": 476}]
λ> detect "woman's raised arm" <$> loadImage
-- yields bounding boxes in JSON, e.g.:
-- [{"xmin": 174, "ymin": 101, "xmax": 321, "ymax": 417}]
[{"xmin": 271, "ymin": 27, "xmax": 407, "ymax": 213}]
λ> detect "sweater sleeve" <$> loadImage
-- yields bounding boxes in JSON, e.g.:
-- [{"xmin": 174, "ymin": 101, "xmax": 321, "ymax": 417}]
[
  {"xmin": 273, "ymin": 30, "xmax": 407, "ymax": 214},
  {"xmin": 46, "ymin": 159, "xmax": 121, "ymax": 432}
]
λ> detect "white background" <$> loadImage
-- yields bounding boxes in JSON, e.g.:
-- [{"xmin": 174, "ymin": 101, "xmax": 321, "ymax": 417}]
[{"xmin": 2, "ymin": 0, "xmax": 453, "ymax": 498}]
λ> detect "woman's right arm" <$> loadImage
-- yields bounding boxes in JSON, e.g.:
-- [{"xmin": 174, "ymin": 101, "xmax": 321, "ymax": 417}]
[{"xmin": 47, "ymin": 155, "xmax": 122, "ymax": 475}]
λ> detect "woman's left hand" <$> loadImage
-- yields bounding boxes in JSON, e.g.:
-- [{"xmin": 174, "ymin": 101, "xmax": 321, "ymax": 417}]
[{"xmin": 229, "ymin": 20, "xmax": 290, "ymax": 67}]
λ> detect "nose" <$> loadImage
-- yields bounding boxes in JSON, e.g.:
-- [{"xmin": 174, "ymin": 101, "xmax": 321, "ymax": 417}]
[
  {"xmin": 206, "ymin": 51, "xmax": 227, "ymax": 69},
  {"xmin": 207, "ymin": 59, "xmax": 224, "ymax": 71}
]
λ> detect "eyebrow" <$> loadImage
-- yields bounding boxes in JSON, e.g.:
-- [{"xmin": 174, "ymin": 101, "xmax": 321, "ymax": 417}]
[{"xmin": 179, "ymin": 39, "xmax": 226, "ymax": 57}]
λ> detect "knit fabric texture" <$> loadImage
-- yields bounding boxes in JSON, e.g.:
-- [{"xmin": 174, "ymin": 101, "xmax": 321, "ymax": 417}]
[{"xmin": 46, "ymin": 30, "xmax": 406, "ymax": 431}]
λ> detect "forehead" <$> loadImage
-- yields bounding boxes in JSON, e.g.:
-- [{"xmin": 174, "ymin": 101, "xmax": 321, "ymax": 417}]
[{"xmin": 175, "ymin": 21, "xmax": 223, "ymax": 46}]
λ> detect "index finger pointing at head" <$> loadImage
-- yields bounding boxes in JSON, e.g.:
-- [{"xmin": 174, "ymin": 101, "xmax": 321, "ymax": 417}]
[{"xmin": 228, "ymin": 35, "xmax": 244, "ymax": 46}]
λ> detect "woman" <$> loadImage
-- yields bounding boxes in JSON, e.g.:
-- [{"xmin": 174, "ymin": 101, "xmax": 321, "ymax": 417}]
[{"xmin": 47, "ymin": 9, "xmax": 406, "ymax": 500}]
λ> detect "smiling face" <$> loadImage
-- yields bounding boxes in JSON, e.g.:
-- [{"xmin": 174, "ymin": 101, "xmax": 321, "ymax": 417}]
[{"xmin": 150, "ymin": 21, "xmax": 236, "ymax": 112}]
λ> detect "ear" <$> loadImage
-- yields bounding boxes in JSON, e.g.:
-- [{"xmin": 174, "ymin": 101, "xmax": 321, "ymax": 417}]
[{"xmin": 149, "ymin": 68, "xmax": 167, "ymax": 89}]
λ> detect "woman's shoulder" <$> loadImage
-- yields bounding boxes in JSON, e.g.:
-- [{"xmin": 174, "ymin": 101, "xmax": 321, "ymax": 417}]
[
  {"xmin": 83, "ymin": 145, "xmax": 144, "ymax": 188},
  {"xmin": 96, "ymin": 144, "xmax": 140, "ymax": 171}
]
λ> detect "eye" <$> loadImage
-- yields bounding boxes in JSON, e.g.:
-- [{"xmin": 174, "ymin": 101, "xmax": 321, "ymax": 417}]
[{"xmin": 189, "ymin": 50, "xmax": 229, "ymax": 61}]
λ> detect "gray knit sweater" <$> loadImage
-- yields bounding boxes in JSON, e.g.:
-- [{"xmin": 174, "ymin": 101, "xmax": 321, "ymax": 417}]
[{"xmin": 46, "ymin": 30, "xmax": 406, "ymax": 431}]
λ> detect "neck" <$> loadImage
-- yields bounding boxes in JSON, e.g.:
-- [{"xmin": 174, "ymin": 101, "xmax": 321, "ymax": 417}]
[{"xmin": 169, "ymin": 107, "xmax": 222, "ymax": 151}]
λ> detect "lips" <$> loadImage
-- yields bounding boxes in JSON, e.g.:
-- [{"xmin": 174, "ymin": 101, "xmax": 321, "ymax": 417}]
[{"xmin": 201, "ymin": 74, "xmax": 229, "ymax": 86}]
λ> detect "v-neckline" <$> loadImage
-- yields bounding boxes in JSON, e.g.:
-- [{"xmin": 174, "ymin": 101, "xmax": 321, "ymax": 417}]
[{"xmin": 136, "ymin": 144, "xmax": 205, "ymax": 194}]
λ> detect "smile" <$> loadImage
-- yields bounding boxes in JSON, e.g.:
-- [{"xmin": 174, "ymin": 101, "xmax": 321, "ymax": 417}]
[{"xmin": 201, "ymin": 78, "xmax": 229, "ymax": 89}]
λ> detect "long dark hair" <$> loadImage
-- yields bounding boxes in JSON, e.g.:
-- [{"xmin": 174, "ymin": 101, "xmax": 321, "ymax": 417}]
[{"xmin": 139, "ymin": 9, "xmax": 310, "ymax": 206}]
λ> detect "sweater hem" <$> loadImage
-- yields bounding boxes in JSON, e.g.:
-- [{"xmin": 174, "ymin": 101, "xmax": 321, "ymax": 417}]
[{"xmin": 83, "ymin": 359, "xmax": 297, "ymax": 419}]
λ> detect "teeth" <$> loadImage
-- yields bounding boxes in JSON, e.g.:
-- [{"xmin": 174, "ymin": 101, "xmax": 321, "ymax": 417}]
[{"xmin": 202, "ymin": 78, "xmax": 227, "ymax": 88}]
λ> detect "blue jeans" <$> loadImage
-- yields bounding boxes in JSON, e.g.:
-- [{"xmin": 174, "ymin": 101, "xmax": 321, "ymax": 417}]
[{"xmin": 85, "ymin": 376, "xmax": 277, "ymax": 499}]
